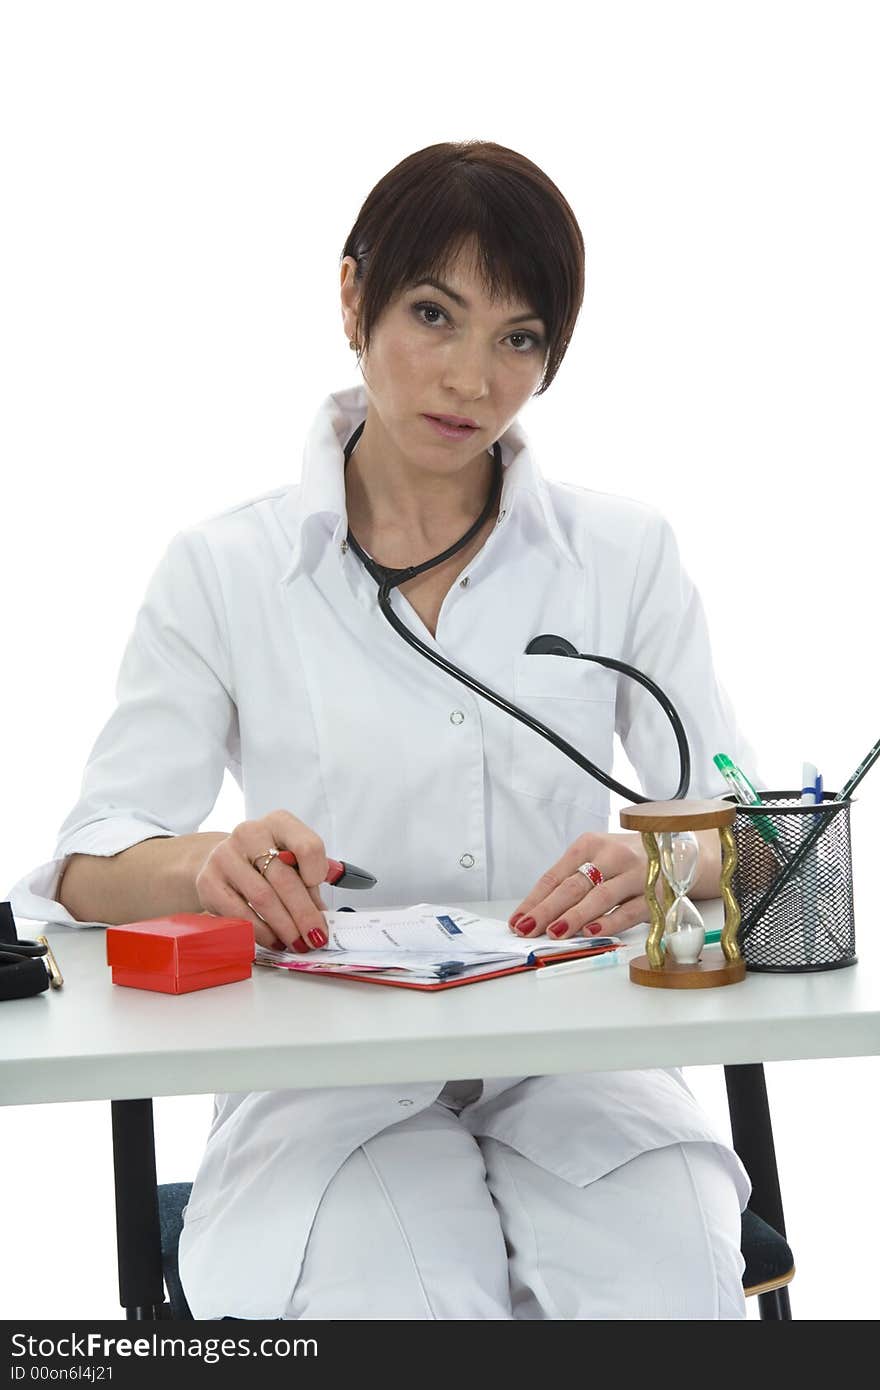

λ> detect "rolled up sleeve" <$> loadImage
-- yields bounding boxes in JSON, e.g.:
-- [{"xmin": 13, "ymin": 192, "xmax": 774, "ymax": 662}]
[
  {"xmin": 6, "ymin": 528, "xmax": 237, "ymax": 927},
  {"xmin": 615, "ymin": 509, "xmax": 767, "ymax": 803}
]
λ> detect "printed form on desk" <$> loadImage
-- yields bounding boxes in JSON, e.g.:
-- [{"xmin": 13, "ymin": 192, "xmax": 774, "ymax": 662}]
[{"xmin": 253, "ymin": 904, "xmax": 623, "ymax": 981}]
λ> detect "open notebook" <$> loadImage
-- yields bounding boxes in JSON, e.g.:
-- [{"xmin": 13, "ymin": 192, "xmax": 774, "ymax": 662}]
[{"xmin": 253, "ymin": 903, "xmax": 624, "ymax": 991}]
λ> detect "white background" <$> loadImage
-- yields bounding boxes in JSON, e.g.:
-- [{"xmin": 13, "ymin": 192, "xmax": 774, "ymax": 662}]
[{"xmin": 2, "ymin": 0, "xmax": 878, "ymax": 1321}]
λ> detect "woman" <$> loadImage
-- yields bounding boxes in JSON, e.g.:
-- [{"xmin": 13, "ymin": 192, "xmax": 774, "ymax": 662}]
[{"xmin": 10, "ymin": 141, "xmax": 762, "ymax": 1320}]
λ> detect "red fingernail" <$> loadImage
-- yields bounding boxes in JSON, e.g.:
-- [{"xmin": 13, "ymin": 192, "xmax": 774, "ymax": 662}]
[
  {"xmin": 587, "ymin": 922, "xmax": 603, "ymax": 936},
  {"xmin": 308, "ymin": 929, "xmax": 327, "ymax": 948},
  {"xmin": 547, "ymin": 921, "xmax": 569, "ymax": 938},
  {"xmin": 291, "ymin": 937, "xmax": 309, "ymax": 954},
  {"xmin": 514, "ymin": 916, "xmax": 536, "ymax": 935},
  {"xmin": 509, "ymin": 912, "xmax": 524, "ymax": 928}
]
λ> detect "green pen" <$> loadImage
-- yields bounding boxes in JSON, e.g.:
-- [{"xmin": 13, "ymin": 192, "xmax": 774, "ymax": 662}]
[
  {"xmin": 658, "ymin": 928, "xmax": 722, "ymax": 950},
  {"xmin": 713, "ymin": 754, "xmax": 794, "ymax": 869},
  {"xmin": 660, "ymin": 927, "xmax": 722, "ymax": 952}
]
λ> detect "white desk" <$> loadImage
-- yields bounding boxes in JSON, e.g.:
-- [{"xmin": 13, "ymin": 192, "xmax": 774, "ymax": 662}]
[
  {"xmin": 3, "ymin": 896, "xmax": 878, "ymax": 1319},
  {"xmin": 2, "ymin": 900, "xmax": 878, "ymax": 1106}
]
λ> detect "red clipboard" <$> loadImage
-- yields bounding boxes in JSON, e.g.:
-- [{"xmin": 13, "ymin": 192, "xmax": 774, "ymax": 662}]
[{"xmin": 271, "ymin": 942, "xmax": 623, "ymax": 991}]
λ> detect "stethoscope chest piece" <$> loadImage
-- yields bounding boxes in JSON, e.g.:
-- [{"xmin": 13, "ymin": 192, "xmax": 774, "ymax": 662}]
[{"xmin": 525, "ymin": 635, "xmax": 578, "ymax": 658}]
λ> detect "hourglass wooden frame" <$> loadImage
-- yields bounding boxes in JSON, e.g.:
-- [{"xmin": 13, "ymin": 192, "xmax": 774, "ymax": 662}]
[{"xmin": 620, "ymin": 800, "xmax": 746, "ymax": 989}]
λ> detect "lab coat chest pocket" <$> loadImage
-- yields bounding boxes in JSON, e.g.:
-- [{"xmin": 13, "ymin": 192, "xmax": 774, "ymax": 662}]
[{"xmin": 510, "ymin": 654, "xmax": 617, "ymax": 812}]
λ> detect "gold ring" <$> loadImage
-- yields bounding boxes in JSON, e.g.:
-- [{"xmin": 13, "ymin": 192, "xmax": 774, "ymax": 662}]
[{"xmin": 252, "ymin": 848, "xmax": 281, "ymax": 877}]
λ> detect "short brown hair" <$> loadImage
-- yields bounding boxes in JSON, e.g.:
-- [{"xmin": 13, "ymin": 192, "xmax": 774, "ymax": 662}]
[{"xmin": 340, "ymin": 141, "xmax": 585, "ymax": 396}]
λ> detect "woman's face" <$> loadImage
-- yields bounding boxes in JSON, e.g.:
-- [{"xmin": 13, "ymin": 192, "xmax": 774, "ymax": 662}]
[{"xmin": 340, "ymin": 240, "xmax": 548, "ymax": 471}]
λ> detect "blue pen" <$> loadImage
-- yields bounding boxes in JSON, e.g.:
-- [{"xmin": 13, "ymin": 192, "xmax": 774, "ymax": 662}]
[
  {"xmin": 800, "ymin": 763, "xmax": 825, "ymax": 962},
  {"xmin": 801, "ymin": 762, "xmax": 822, "ymax": 806}
]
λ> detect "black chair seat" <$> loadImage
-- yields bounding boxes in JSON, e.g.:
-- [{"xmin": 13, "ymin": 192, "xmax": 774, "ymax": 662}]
[
  {"xmin": 158, "ymin": 1182, "xmax": 195, "ymax": 1320},
  {"xmin": 157, "ymin": 1181, "xmax": 794, "ymax": 1321},
  {"xmin": 740, "ymin": 1206, "xmax": 794, "ymax": 1291}
]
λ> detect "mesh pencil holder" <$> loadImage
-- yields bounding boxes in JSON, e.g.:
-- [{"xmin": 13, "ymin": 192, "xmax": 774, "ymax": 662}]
[{"xmin": 722, "ymin": 790, "xmax": 857, "ymax": 973}]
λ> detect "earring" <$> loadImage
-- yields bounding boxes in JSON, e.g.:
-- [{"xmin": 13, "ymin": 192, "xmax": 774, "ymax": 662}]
[{"xmin": 349, "ymin": 339, "xmax": 359, "ymax": 352}]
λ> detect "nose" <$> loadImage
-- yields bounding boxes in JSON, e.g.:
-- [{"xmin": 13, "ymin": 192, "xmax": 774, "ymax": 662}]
[{"xmin": 440, "ymin": 341, "xmax": 493, "ymax": 404}]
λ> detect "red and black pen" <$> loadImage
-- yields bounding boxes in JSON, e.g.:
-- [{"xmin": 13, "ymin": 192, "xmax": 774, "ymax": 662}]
[{"xmin": 276, "ymin": 850, "xmax": 377, "ymax": 889}]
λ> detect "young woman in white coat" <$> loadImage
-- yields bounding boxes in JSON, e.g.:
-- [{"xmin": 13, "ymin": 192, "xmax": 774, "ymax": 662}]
[{"xmin": 10, "ymin": 140, "xmax": 763, "ymax": 1320}]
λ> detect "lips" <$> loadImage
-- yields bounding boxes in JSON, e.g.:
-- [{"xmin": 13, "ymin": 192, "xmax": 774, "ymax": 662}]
[{"xmin": 426, "ymin": 414, "xmax": 478, "ymax": 428}]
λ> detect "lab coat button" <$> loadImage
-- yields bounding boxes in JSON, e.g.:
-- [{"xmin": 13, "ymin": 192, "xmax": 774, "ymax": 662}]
[
  {"xmin": 340, "ymin": 539, "xmax": 348, "ymax": 554},
  {"xmin": 450, "ymin": 710, "xmax": 465, "ymax": 725},
  {"xmin": 459, "ymin": 853, "xmax": 475, "ymax": 869},
  {"xmin": 459, "ymin": 576, "xmax": 469, "ymax": 588},
  {"xmin": 398, "ymin": 1099, "xmax": 414, "ymax": 1107}
]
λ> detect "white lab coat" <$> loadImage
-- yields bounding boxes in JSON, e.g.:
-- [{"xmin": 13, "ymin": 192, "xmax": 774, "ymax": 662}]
[{"xmin": 9, "ymin": 382, "xmax": 760, "ymax": 1320}]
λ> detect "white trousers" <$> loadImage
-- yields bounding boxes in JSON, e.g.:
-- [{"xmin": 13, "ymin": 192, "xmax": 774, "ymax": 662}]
[{"xmin": 282, "ymin": 1098, "xmax": 747, "ymax": 1320}]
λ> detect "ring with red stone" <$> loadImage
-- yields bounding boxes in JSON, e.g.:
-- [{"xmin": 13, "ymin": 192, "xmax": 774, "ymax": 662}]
[{"xmin": 576, "ymin": 861, "xmax": 604, "ymax": 887}]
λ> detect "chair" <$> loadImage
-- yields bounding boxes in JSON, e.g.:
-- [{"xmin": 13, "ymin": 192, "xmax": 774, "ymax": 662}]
[{"xmin": 155, "ymin": 1181, "xmax": 795, "ymax": 1321}]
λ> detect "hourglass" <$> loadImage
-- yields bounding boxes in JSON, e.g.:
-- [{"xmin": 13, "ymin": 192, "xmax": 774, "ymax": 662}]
[
  {"xmin": 620, "ymin": 800, "xmax": 747, "ymax": 988},
  {"xmin": 658, "ymin": 831, "xmax": 705, "ymax": 964}
]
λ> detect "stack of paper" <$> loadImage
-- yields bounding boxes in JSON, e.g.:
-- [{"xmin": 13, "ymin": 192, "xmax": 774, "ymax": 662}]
[{"xmin": 254, "ymin": 904, "xmax": 622, "ymax": 984}]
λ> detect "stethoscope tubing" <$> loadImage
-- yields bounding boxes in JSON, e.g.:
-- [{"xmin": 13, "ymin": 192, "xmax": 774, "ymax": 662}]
[
  {"xmin": 342, "ymin": 421, "xmax": 691, "ymax": 805},
  {"xmin": 373, "ymin": 579, "xmax": 690, "ymax": 804}
]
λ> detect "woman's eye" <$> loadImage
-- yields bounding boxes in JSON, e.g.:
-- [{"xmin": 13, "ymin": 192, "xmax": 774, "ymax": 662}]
[
  {"xmin": 411, "ymin": 302, "xmax": 542, "ymax": 354},
  {"xmin": 413, "ymin": 303, "xmax": 446, "ymax": 328}
]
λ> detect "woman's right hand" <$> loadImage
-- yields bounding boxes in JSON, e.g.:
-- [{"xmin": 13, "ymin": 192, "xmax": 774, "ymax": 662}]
[{"xmin": 194, "ymin": 811, "xmax": 331, "ymax": 952}]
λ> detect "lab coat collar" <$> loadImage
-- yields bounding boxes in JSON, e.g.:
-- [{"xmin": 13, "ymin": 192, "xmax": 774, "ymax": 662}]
[{"xmin": 279, "ymin": 382, "xmax": 576, "ymax": 583}]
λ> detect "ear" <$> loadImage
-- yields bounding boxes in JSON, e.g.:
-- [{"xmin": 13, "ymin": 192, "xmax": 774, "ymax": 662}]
[{"xmin": 340, "ymin": 256, "xmax": 362, "ymax": 341}]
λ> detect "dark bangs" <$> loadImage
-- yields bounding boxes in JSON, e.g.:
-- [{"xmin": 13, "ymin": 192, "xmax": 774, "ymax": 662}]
[{"xmin": 339, "ymin": 141, "xmax": 586, "ymax": 396}]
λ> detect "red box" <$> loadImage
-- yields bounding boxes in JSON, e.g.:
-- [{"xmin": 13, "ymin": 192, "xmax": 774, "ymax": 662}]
[{"xmin": 106, "ymin": 914, "xmax": 255, "ymax": 994}]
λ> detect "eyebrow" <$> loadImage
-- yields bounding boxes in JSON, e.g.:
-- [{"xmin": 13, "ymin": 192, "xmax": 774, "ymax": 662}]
[{"xmin": 409, "ymin": 277, "xmax": 545, "ymax": 326}]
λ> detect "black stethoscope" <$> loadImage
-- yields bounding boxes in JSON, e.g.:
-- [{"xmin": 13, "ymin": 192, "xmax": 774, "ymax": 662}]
[
  {"xmin": 342, "ymin": 420, "xmax": 691, "ymax": 805},
  {"xmin": 0, "ymin": 900, "xmax": 50, "ymax": 1000}
]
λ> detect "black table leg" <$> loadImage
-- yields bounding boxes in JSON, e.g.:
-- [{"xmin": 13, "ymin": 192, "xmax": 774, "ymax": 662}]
[
  {"xmin": 724, "ymin": 1062, "xmax": 793, "ymax": 1320},
  {"xmin": 110, "ymin": 1098, "xmax": 165, "ymax": 1319}
]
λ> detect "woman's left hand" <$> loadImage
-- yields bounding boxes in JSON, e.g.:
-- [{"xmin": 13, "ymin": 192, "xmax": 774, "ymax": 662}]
[{"xmin": 508, "ymin": 832, "xmax": 650, "ymax": 940}]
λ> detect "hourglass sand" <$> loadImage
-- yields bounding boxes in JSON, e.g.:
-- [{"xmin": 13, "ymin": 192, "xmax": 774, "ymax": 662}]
[{"xmin": 620, "ymin": 800, "xmax": 747, "ymax": 988}]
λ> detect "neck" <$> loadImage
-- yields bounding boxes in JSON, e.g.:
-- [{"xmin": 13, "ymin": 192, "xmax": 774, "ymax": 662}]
[{"xmin": 344, "ymin": 427, "xmax": 498, "ymax": 550}]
